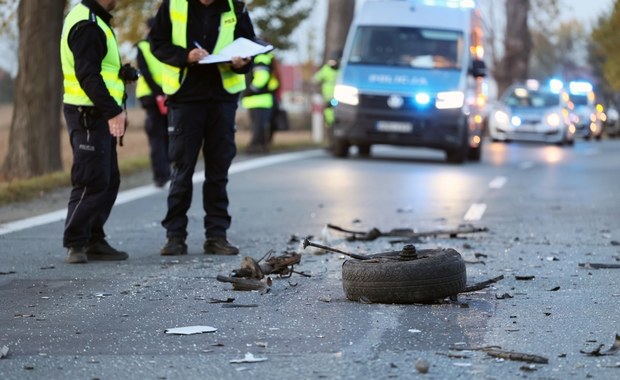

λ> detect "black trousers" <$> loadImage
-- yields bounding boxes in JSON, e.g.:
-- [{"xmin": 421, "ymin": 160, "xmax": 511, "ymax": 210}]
[
  {"xmin": 248, "ymin": 107, "xmax": 273, "ymax": 147},
  {"xmin": 63, "ymin": 105, "xmax": 120, "ymax": 248},
  {"xmin": 143, "ymin": 105, "xmax": 170, "ymax": 184},
  {"xmin": 163, "ymin": 101, "xmax": 237, "ymax": 240}
]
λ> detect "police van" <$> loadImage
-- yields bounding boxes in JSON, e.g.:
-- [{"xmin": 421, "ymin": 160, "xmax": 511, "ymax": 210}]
[{"xmin": 331, "ymin": 0, "xmax": 487, "ymax": 163}]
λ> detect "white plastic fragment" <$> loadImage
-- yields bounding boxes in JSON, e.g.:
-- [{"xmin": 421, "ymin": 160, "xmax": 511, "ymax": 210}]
[
  {"xmin": 229, "ymin": 353, "xmax": 267, "ymax": 364},
  {"xmin": 164, "ymin": 326, "xmax": 217, "ymax": 335}
]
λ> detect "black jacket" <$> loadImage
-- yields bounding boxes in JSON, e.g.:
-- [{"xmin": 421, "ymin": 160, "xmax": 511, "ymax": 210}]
[
  {"xmin": 65, "ymin": 0, "xmax": 123, "ymax": 119},
  {"xmin": 148, "ymin": 0, "xmax": 256, "ymax": 103}
]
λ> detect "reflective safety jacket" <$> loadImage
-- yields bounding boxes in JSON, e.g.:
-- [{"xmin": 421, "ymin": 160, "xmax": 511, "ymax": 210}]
[
  {"xmin": 162, "ymin": 0, "xmax": 246, "ymax": 95},
  {"xmin": 60, "ymin": 3, "xmax": 124, "ymax": 106},
  {"xmin": 136, "ymin": 40, "xmax": 165, "ymax": 98},
  {"xmin": 313, "ymin": 64, "xmax": 338, "ymax": 101},
  {"xmin": 241, "ymin": 53, "xmax": 279, "ymax": 109}
]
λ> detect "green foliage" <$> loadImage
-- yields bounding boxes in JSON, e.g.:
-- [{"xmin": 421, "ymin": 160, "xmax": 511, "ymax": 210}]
[
  {"xmin": 246, "ymin": 0, "xmax": 314, "ymax": 51},
  {"xmin": 591, "ymin": 1, "xmax": 620, "ymax": 91}
]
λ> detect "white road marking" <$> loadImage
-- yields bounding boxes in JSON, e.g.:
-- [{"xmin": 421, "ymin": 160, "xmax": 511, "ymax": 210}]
[
  {"xmin": 0, "ymin": 150, "xmax": 323, "ymax": 236},
  {"xmin": 489, "ymin": 176, "xmax": 507, "ymax": 189},
  {"xmin": 463, "ymin": 203, "xmax": 487, "ymax": 221}
]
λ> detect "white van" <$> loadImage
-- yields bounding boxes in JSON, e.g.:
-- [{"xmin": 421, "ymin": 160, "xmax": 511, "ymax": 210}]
[{"xmin": 331, "ymin": 0, "xmax": 487, "ymax": 163}]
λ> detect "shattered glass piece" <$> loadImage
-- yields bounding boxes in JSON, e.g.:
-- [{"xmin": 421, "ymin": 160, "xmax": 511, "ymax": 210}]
[
  {"xmin": 229, "ymin": 353, "xmax": 268, "ymax": 364},
  {"xmin": 164, "ymin": 326, "xmax": 217, "ymax": 335}
]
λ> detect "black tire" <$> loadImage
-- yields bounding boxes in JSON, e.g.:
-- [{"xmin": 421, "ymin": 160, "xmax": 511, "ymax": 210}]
[
  {"xmin": 357, "ymin": 144, "xmax": 371, "ymax": 156},
  {"xmin": 342, "ymin": 248, "xmax": 466, "ymax": 304},
  {"xmin": 468, "ymin": 141, "xmax": 482, "ymax": 161},
  {"xmin": 332, "ymin": 138, "xmax": 350, "ymax": 157},
  {"xmin": 446, "ymin": 147, "xmax": 467, "ymax": 164}
]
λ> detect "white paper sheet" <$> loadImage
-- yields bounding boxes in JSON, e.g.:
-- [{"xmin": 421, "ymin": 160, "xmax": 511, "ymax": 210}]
[{"xmin": 199, "ymin": 38, "xmax": 274, "ymax": 64}]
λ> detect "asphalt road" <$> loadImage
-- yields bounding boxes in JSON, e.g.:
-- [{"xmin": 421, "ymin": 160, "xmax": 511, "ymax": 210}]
[{"xmin": 1, "ymin": 138, "xmax": 619, "ymax": 379}]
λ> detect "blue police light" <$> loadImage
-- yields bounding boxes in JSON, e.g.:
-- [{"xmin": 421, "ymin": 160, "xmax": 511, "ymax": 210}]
[
  {"xmin": 415, "ymin": 92, "xmax": 431, "ymax": 106},
  {"xmin": 549, "ymin": 79, "xmax": 563, "ymax": 94},
  {"xmin": 330, "ymin": 98, "xmax": 338, "ymax": 107}
]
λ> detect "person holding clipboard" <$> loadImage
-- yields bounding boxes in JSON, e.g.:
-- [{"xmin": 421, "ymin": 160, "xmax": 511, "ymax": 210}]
[{"xmin": 149, "ymin": 0, "xmax": 256, "ymax": 256}]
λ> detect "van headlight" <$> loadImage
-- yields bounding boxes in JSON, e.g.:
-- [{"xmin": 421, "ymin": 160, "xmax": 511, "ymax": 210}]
[
  {"xmin": 435, "ymin": 91, "xmax": 464, "ymax": 109},
  {"xmin": 493, "ymin": 110, "xmax": 509, "ymax": 126},
  {"xmin": 334, "ymin": 85, "xmax": 359, "ymax": 106},
  {"xmin": 545, "ymin": 113, "xmax": 561, "ymax": 127}
]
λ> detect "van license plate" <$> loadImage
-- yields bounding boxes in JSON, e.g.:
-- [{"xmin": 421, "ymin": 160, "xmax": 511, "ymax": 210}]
[{"xmin": 376, "ymin": 121, "xmax": 413, "ymax": 133}]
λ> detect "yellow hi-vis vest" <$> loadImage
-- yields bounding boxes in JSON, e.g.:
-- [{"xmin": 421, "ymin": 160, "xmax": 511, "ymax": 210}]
[
  {"xmin": 162, "ymin": 0, "xmax": 246, "ymax": 95},
  {"xmin": 60, "ymin": 3, "xmax": 124, "ymax": 106},
  {"xmin": 241, "ymin": 53, "xmax": 278, "ymax": 109},
  {"xmin": 135, "ymin": 40, "xmax": 165, "ymax": 98}
]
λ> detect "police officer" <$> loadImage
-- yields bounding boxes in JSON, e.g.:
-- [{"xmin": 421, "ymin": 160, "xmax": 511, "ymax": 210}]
[
  {"xmin": 60, "ymin": 0, "xmax": 133, "ymax": 263},
  {"xmin": 242, "ymin": 51, "xmax": 280, "ymax": 153},
  {"xmin": 136, "ymin": 18, "xmax": 171, "ymax": 187},
  {"xmin": 313, "ymin": 51, "xmax": 341, "ymax": 127},
  {"xmin": 149, "ymin": 0, "xmax": 255, "ymax": 256}
]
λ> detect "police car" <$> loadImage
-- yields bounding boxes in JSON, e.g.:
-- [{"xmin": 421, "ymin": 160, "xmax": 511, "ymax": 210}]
[{"xmin": 488, "ymin": 80, "xmax": 575, "ymax": 146}]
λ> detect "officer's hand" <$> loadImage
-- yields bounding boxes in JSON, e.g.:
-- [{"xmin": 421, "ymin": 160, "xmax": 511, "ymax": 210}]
[
  {"xmin": 188, "ymin": 48, "xmax": 209, "ymax": 64},
  {"xmin": 231, "ymin": 56, "xmax": 251, "ymax": 70},
  {"xmin": 109, "ymin": 111, "xmax": 126, "ymax": 138}
]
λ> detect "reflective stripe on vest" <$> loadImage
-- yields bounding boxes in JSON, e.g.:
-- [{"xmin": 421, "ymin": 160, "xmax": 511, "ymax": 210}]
[
  {"xmin": 136, "ymin": 40, "xmax": 165, "ymax": 98},
  {"xmin": 162, "ymin": 0, "xmax": 246, "ymax": 95},
  {"xmin": 61, "ymin": 3, "xmax": 124, "ymax": 106}
]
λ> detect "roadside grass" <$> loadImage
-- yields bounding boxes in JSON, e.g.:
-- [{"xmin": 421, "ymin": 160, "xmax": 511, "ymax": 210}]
[{"xmin": 0, "ymin": 137, "xmax": 320, "ymax": 206}]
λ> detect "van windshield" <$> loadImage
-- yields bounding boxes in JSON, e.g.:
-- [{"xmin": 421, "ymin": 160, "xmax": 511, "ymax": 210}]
[{"xmin": 348, "ymin": 26, "xmax": 463, "ymax": 69}]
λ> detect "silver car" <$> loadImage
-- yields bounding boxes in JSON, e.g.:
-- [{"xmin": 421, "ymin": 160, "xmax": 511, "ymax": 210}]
[{"xmin": 489, "ymin": 81, "xmax": 575, "ymax": 146}]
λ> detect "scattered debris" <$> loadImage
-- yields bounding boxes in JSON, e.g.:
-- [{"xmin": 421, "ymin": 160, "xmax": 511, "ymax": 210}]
[
  {"xmin": 216, "ymin": 275, "xmax": 271, "ymax": 291},
  {"xmin": 581, "ymin": 334, "xmax": 620, "ymax": 356},
  {"xmin": 520, "ymin": 364, "xmax": 538, "ymax": 372},
  {"xmin": 0, "ymin": 346, "xmax": 8, "ymax": 359},
  {"xmin": 303, "ymin": 239, "xmax": 369, "ymax": 260},
  {"xmin": 409, "ymin": 329, "xmax": 422, "ymax": 333},
  {"xmin": 579, "ymin": 263, "xmax": 620, "ymax": 269},
  {"xmin": 221, "ymin": 304, "xmax": 258, "ymax": 308},
  {"xmin": 207, "ymin": 298, "xmax": 235, "ymax": 304},
  {"xmin": 484, "ymin": 348, "xmax": 548, "ymax": 364},
  {"xmin": 0, "ymin": 271, "xmax": 16, "ymax": 275},
  {"xmin": 229, "ymin": 353, "xmax": 267, "ymax": 364},
  {"xmin": 326, "ymin": 223, "xmax": 488, "ymax": 242},
  {"xmin": 548, "ymin": 286, "xmax": 561, "ymax": 292},
  {"xmin": 450, "ymin": 345, "xmax": 548, "ymax": 364},
  {"xmin": 415, "ymin": 359, "xmax": 430, "ymax": 373},
  {"xmin": 164, "ymin": 326, "xmax": 217, "ymax": 335},
  {"xmin": 515, "ymin": 275, "xmax": 535, "ymax": 281},
  {"xmin": 318, "ymin": 296, "xmax": 332, "ymax": 303},
  {"xmin": 495, "ymin": 293, "xmax": 513, "ymax": 300},
  {"xmin": 461, "ymin": 275, "xmax": 504, "ymax": 293},
  {"xmin": 611, "ymin": 240, "xmax": 620, "ymax": 246}
]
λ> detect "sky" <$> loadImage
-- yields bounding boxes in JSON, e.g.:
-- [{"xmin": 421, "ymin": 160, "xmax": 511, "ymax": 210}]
[
  {"xmin": 0, "ymin": 0, "xmax": 615, "ymax": 75},
  {"xmin": 281, "ymin": 0, "xmax": 615, "ymax": 63}
]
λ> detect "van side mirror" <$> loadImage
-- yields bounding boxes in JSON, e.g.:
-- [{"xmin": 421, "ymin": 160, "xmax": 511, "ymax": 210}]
[{"xmin": 470, "ymin": 59, "xmax": 486, "ymax": 78}]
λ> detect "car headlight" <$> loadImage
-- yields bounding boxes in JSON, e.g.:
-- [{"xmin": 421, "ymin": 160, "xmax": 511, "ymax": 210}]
[
  {"xmin": 333, "ymin": 85, "xmax": 359, "ymax": 106},
  {"xmin": 511, "ymin": 116, "xmax": 522, "ymax": 126},
  {"xmin": 494, "ymin": 110, "xmax": 509, "ymax": 125},
  {"xmin": 435, "ymin": 91, "xmax": 464, "ymax": 109},
  {"xmin": 546, "ymin": 113, "xmax": 561, "ymax": 127}
]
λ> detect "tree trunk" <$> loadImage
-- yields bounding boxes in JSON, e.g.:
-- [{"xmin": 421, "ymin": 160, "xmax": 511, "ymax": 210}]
[
  {"xmin": 1, "ymin": 0, "xmax": 65, "ymax": 180},
  {"xmin": 494, "ymin": 0, "xmax": 531, "ymax": 96},
  {"xmin": 323, "ymin": 0, "xmax": 355, "ymax": 62}
]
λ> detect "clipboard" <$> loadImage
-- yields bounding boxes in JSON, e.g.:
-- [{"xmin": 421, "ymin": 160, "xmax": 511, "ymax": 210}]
[{"xmin": 199, "ymin": 38, "xmax": 274, "ymax": 64}]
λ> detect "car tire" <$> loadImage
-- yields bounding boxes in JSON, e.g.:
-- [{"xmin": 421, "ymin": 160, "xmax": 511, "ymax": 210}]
[
  {"xmin": 332, "ymin": 138, "xmax": 350, "ymax": 158},
  {"xmin": 342, "ymin": 248, "xmax": 467, "ymax": 304},
  {"xmin": 468, "ymin": 141, "xmax": 482, "ymax": 161},
  {"xmin": 357, "ymin": 144, "xmax": 371, "ymax": 157}
]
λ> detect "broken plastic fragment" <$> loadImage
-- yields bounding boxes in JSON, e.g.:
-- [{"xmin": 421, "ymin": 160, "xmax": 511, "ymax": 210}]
[
  {"xmin": 229, "ymin": 353, "xmax": 267, "ymax": 364},
  {"xmin": 164, "ymin": 326, "xmax": 217, "ymax": 335},
  {"xmin": 0, "ymin": 346, "xmax": 8, "ymax": 359}
]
